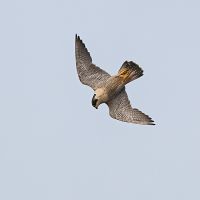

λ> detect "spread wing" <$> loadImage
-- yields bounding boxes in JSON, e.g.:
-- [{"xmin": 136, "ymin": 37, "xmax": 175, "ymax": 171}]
[
  {"xmin": 107, "ymin": 88, "xmax": 155, "ymax": 125},
  {"xmin": 75, "ymin": 35, "xmax": 110, "ymax": 90}
]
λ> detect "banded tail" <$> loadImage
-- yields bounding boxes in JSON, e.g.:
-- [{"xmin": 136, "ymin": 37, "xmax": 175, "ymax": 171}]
[{"xmin": 118, "ymin": 61, "xmax": 143, "ymax": 85}]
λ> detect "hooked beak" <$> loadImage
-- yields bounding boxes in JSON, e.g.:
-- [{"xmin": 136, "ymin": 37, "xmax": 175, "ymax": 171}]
[{"xmin": 92, "ymin": 94, "xmax": 98, "ymax": 109}]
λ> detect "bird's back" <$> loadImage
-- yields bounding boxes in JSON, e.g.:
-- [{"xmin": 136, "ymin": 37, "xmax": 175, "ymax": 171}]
[{"xmin": 103, "ymin": 76, "xmax": 125, "ymax": 101}]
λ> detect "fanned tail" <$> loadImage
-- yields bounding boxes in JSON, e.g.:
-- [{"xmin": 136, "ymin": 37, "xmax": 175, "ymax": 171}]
[{"xmin": 118, "ymin": 61, "xmax": 143, "ymax": 85}]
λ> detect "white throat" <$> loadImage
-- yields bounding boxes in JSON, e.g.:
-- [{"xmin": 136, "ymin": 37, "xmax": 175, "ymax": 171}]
[{"xmin": 95, "ymin": 88, "xmax": 105, "ymax": 98}]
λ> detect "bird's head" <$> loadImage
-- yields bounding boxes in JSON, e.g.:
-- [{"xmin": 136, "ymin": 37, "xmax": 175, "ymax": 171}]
[{"xmin": 92, "ymin": 88, "xmax": 107, "ymax": 109}]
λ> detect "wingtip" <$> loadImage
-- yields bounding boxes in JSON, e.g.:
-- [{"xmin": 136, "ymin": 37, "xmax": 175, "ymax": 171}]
[
  {"xmin": 75, "ymin": 34, "xmax": 80, "ymax": 40},
  {"xmin": 149, "ymin": 118, "xmax": 155, "ymax": 125},
  {"xmin": 149, "ymin": 119, "xmax": 156, "ymax": 125}
]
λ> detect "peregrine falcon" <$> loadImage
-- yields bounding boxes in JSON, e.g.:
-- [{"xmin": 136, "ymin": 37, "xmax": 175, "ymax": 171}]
[{"xmin": 75, "ymin": 35, "xmax": 155, "ymax": 125}]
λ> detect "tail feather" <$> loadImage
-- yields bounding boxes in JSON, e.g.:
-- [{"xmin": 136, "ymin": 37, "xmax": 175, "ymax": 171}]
[{"xmin": 118, "ymin": 61, "xmax": 143, "ymax": 84}]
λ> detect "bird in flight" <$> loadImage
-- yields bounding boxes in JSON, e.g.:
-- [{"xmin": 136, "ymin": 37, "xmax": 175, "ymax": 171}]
[{"xmin": 75, "ymin": 35, "xmax": 155, "ymax": 125}]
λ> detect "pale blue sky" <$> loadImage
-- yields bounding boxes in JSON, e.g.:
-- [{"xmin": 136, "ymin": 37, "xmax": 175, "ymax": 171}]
[{"xmin": 0, "ymin": 0, "xmax": 200, "ymax": 199}]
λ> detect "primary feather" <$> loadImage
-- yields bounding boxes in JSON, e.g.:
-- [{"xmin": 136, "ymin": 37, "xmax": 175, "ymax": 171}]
[{"xmin": 75, "ymin": 35, "xmax": 110, "ymax": 90}]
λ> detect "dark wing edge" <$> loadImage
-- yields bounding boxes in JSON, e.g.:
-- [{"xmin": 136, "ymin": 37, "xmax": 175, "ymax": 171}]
[
  {"xmin": 107, "ymin": 89, "xmax": 155, "ymax": 125},
  {"xmin": 75, "ymin": 35, "xmax": 110, "ymax": 90}
]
